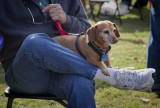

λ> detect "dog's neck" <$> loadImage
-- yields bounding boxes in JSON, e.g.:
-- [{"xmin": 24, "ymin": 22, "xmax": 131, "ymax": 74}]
[
  {"xmin": 77, "ymin": 35, "xmax": 111, "ymax": 61},
  {"xmin": 86, "ymin": 36, "xmax": 111, "ymax": 56},
  {"xmin": 86, "ymin": 36, "xmax": 110, "ymax": 49},
  {"xmin": 88, "ymin": 40, "xmax": 111, "ymax": 52},
  {"xmin": 87, "ymin": 40, "xmax": 111, "ymax": 61}
]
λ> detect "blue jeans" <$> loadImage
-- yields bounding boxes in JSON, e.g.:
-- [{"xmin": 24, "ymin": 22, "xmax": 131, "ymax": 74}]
[
  {"xmin": 122, "ymin": 0, "xmax": 131, "ymax": 5},
  {"xmin": 147, "ymin": 0, "xmax": 160, "ymax": 90},
  {"xmin": 5, "ymin": 33, "xmax": 98, "ymax": 108}
]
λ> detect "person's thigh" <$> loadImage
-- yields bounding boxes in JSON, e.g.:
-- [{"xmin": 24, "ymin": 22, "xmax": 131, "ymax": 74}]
[
  {"xmin": 15, "ymin": 33, "xmax": 97, "ymax": 79},
  {"xmin": 5, "ymin": 51, "xmax": 52, "ymax": 94},
  {"xmin": 5, "ymin": 53, "xmax": 96, "ymax": 107},
  {"xmin": 5, "ymin": 33, "xmax": 97, "ymax": 94}
]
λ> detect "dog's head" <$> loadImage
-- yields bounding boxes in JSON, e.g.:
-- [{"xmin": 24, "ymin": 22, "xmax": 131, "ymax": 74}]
[{"xmin": 87, "ymin": 21, "xmax": 120, "ymax": 45}]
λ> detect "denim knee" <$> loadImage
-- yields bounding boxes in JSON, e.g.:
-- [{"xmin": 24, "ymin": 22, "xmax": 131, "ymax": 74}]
[{"xmin": 22, "ymin": 33, "xmax": 52, "ymax": 51}]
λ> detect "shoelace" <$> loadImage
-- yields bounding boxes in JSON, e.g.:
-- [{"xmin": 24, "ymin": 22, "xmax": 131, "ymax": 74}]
[{"xmin": 117, "ymin": 69, "xmax": 142, "ymax": 90}]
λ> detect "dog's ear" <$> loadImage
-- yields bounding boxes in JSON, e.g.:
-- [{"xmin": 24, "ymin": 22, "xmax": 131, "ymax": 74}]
[
  {"xmin": 113, "ymin": 23, "xmax": 120, "ymax": 38},
  {"xmin": 86, "ymin": 25, "xmax": 97, "ymax": 41}
]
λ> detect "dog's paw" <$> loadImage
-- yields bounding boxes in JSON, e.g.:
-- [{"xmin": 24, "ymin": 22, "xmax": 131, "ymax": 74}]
[{"xmin": 102, "ymin": 70, "xmax": 110, "ymax": 76}]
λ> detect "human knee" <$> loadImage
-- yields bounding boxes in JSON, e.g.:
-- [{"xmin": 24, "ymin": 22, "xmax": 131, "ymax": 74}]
[{"xmin": 22, "ymin": 33, "xmax": 49, "ymax": 50}]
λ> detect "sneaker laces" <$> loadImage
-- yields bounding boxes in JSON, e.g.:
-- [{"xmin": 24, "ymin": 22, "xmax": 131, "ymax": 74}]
[{"xmin": 116, "ymin": 67, "xmax": 142, "ymax": 90}]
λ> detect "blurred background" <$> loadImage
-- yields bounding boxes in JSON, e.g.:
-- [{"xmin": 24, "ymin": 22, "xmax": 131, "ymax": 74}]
[{"xmin": 1, "ymin": 0, "xmax": 160, "ymax": 108}]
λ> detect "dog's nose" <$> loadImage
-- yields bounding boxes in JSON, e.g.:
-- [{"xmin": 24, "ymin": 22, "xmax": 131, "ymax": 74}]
[{"xmin": 114, "ymin": 38, "xmax": 118, "ymax": 43}]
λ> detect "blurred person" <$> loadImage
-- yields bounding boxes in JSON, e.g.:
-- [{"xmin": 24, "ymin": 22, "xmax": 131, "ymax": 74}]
[
  {"xmin": 147, "ymin": 0, "xmax": 160, "ymax": 92},
  {"xmin": 100, "ymin": 0, "xmax": 149, "ymax": 15}
]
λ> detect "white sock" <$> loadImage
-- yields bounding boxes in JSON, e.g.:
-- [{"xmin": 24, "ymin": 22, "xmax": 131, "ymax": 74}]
[{"xmin": 95, "ymin": 68, "xmax": 118, "ymax": 85}]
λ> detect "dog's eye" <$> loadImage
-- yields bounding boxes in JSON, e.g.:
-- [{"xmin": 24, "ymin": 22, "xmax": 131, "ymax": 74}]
[
  {"xmin": 104, "ymin": 30, "xmax": 109, "ymax": 34},
  {"xmin": 113, "ymin": 29, "xmax": 117, "ymax": 33}
]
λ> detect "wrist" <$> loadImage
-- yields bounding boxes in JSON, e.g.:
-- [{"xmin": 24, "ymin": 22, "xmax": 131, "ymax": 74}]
[{"xmin": 61, "ymin": 14, "xmax": 67, "ymax": 24}]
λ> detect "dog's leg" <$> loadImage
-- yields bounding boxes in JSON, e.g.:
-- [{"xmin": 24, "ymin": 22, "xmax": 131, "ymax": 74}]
[
  {"xmin": 85, "ymin": 57, "xmax": 110, "ymax": 76},
  {"xmin": 98, "ymin": 62, "xmax": 110, "ymax": 76},
  {"xmin": 104, "ymin": 58, "xmax": 112, "ymax": 68}
]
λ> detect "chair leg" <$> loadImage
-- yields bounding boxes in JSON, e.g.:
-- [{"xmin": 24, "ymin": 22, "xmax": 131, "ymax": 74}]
[
  {"xmin": 89, "ymin": 1, "xmax": 96, "ymax": 21},
  {"xmin": 113, "ymin": 0, "xmax": 122, "ymax": 25},
  {"xmin": 137, "ymin": 0, "xmax": 143, "ymax": 20},
  {"xmin": 97, "ymin": 3, "xmax": 103, "ymax": 17},
  {"xmin": 6, "ymin": 97, "xmax": 14, "ymax": 108}
]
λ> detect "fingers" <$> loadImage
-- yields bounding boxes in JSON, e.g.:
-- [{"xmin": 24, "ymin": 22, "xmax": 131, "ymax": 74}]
[
  {"xmin": 49, "ymin": 7, "xmax": 62, "ymax": 18},
  {"xmin": 42, "ymin": 4, "xmax": 66, "ymax": 24},
  {"xmin": 42, "ymin": 4, "xmax": 59, "ymax": 12}
]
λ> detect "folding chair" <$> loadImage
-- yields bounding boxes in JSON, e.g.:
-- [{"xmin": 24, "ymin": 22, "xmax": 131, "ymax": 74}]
[
  {"xmin": 89, "ymin": 0, "xmax": 122, "ymax": 25},
  {"xmin": 5, "ymin": 87, "xmax": 67, "ymax": 108}
]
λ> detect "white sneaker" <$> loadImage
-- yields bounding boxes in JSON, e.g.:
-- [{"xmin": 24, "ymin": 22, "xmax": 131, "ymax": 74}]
[
  {"xmin": 100, "ymin": 2, "xmax": 129, "ymax": 16},
  {"xmin": 112, "ymin": 68, "xmax": 155, "ymax": 92},
  {"xmin": 100, "ymin": 1, "xmax": 117, "ymax": 15}
]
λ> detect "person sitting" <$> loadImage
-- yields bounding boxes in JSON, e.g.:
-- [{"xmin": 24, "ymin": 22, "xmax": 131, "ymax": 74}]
[{"xmin": 0, "ymin": 0, "xmax": 155, "ymax": 107}]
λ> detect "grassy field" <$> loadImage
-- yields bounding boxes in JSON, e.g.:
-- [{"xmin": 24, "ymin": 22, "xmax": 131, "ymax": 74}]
[{"xmin": 1, "ymin": 1, "xmax": 160, "ymax": 108}]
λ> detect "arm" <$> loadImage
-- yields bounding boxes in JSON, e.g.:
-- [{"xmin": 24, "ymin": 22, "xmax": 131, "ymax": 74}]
[
  {"xmin": 43, "ymin": 0, "xmax": 91, "ymax": 33},
  {"xmin": 62, "ymin": 0, "xmax": 91, "ymax": 33}
]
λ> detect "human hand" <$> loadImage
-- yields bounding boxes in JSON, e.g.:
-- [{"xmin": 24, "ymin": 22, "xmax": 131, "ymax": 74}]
[{"xmin": 42, "ymin": 4, "xmax": 67, "ymax": 24}]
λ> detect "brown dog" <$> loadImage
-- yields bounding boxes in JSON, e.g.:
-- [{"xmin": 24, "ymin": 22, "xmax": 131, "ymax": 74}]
[{"xmin": 53, "ymin": 21, "xmax": 120, "ymax": 76}]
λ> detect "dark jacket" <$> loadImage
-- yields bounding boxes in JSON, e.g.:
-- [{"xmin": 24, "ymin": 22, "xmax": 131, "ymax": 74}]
[{"xmin": 0, "ymin": 0, "xmax": 91, "ymax": 70}]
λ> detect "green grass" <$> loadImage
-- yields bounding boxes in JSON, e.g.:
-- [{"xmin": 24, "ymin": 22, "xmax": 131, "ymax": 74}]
[{"xmin": 1, "ymin": 1, "xmax": 160, "ymax": 108}]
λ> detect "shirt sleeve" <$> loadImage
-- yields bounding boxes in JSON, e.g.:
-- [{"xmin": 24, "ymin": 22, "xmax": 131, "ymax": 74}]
[{"xmin": 61, "ymin": 0, "xmax": 91, "ymax": 34}]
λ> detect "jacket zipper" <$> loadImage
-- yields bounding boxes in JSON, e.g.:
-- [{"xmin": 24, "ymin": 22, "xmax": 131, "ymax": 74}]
[
  {"xmin": 31, "ymin": 0, "xmax": 48, "ymax": 23},
  {"xmin": 51, "ymin": 0, "xmax": 53, "ymax": 4}
]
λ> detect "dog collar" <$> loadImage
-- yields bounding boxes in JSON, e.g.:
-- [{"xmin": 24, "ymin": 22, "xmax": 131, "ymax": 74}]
[{"xmin": 88, "ymin": 41, "xmax": 111, "ymax": 61}]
